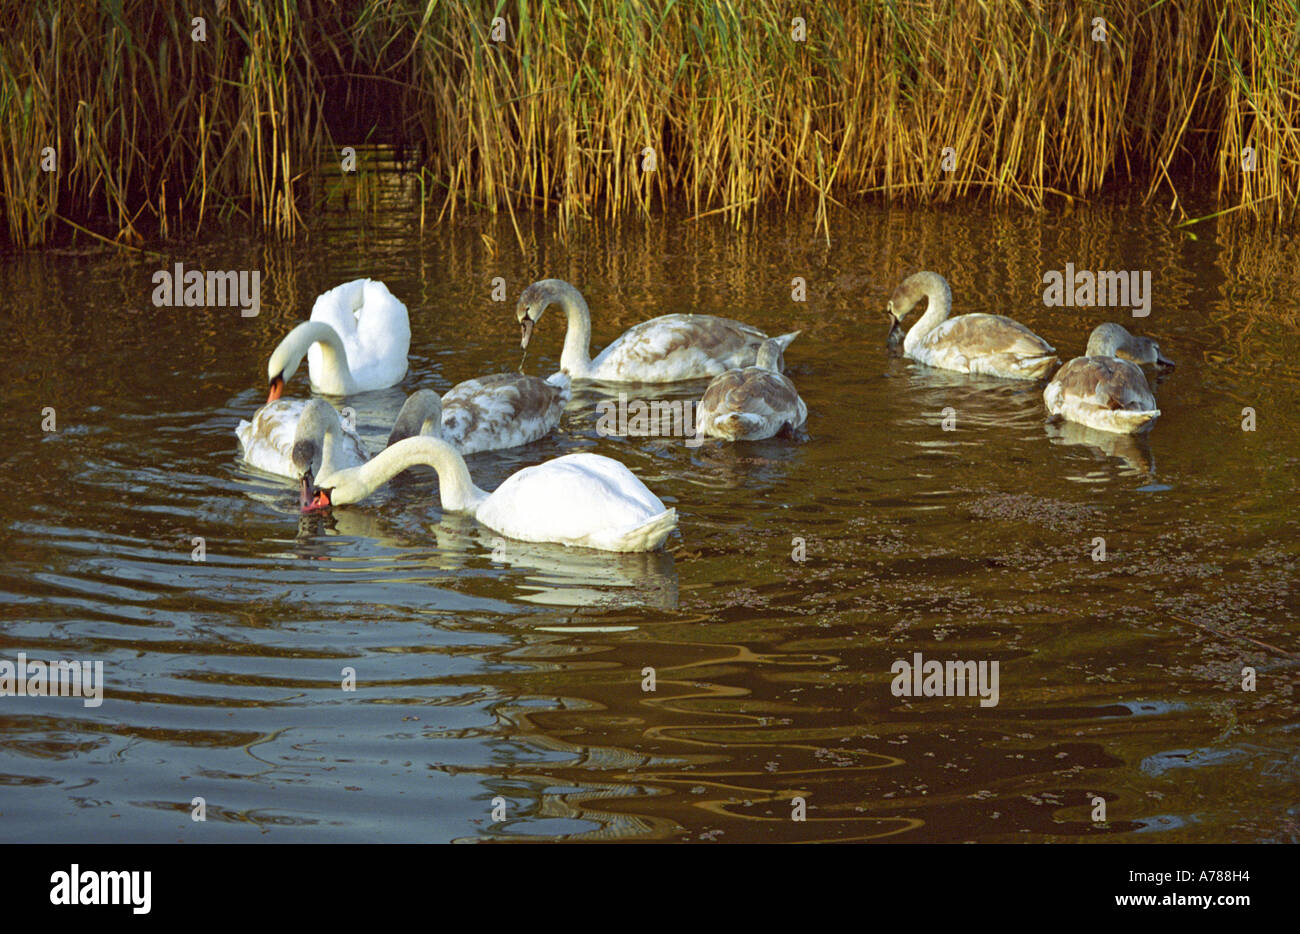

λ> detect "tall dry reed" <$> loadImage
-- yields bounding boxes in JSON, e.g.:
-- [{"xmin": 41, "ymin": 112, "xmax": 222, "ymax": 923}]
[{"xmin": 1, "ymin": 0, "xmax": 1296, "ymax": 249}]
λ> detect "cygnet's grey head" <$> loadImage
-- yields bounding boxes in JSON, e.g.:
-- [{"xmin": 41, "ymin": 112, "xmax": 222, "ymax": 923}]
[
  {"xmin": 387, "ymin": 389, "xmax": 443, "ymax": 448},
  {"xmin": 886, "ymin": 271, "xmax": 951, "ymax": 323},
  {"xmin": 516, "ymin": 279, "xmax": 580, "ymax": 350},
  {"xmin": 1086, "ymin": 322, "xmax": 1174, "ymax": 367},
  {"xmin": 291, "ymin": 399, "xmax": 340, "ymax": 511}
]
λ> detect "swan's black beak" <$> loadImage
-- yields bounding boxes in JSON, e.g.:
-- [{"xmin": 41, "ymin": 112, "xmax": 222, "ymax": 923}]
[
  {"xmin": 1156, "ymin": 350, "xmax": 1175, "ymax": 368},
  {"xmin": 886, "ymin": 317, "xmax": 905, "ymax": 350},
  {"xmin": 300, "ymin": 481, "xmax": 332, "ymax": 514},
  {"xmin": 520, "ymin": 315, "xmax": 535, "ymax": 350},
  {"xmin": 267, "ymin": 375, "xmax": 285, "ymax": 404},
  {"xmin": 299, "ymin": 471, "xmax": 314, "ymax": 511},
  {"xmin": 299, "ymin": 469, "xmax": 332, "ymax": 512}
]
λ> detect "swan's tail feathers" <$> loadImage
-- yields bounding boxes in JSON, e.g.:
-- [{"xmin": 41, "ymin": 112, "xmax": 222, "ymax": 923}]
[
  {"xmin": 712, "ymin": 412, "xmax": 767, "ymax": 440},
  {"xmin": 772, "ymin": 330, "xmax": 802, "ymax": 352},
  {"xmin": 1107, "ymin": 408, "xmax": 1161, "ymax": 433},
  {"xmin": 1016, "ymin": 353, "xmax": 1060, "ymax": 380},
  {"xmin": 545, "ymin": 371, "xmax": 573, "ymax": 402},
  {"xmin": 601, "ymin": 508, "xmax": 677, "ymax": 552},
  {"xmin": 235, "ymin": 420, "xmax": 253, "ymax": 453}
]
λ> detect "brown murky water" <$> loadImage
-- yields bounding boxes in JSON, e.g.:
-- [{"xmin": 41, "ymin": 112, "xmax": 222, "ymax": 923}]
[{"xmin": 1, "ymin": 186, "xmax": 1297, "ymax": 842}]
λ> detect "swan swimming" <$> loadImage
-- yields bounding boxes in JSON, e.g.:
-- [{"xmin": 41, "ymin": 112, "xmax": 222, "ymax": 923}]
[
  {"xmin": 886, "ymin": 271, "xmax": 1058, "ymax": 380},
  {"xmin": 387, "ymin": 372, "xmax": 571, "ymax": 455},
  {"xmin": 1043, "ymin": 322, "xmax": 1173, "ymax": 434},
  {"xmin": 237, "ymin": 390, "xmax": 442, "ymax": 480},
  {"xmin": 293, "ymin": 400, "xmax": 676, "ymax": 552},
  {"xmin": 516, "ymin": 278, "xmax": 800, "ymax": 383},
  {"xmin": 695, "ymin": 338, "xmax": 808, "ymax": 440},
  {"xmin": 265, "ymin": 279, "xmax": 410, "ymax": 401}
]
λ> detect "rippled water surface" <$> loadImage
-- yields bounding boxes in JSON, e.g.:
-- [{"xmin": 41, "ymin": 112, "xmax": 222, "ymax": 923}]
[{"xmin": 1, "ymin": 193, "xmax": 1297, "ymax": 842}]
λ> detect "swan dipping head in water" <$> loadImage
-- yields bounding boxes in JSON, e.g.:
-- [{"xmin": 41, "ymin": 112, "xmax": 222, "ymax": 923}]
[
  {"xmin": 265, "ymin": 279, "xmax": 410, "ymax": 401},
  {"xmin": 291, "ymin": 398, "xmax": 676, "ymax": 552}
]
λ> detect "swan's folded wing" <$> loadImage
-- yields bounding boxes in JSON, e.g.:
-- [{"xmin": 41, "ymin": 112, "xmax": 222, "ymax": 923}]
[
  {"xmin": 309, "ymin": 279, "xmax": 368, "ymax": 338},
  {"xmin": 1048, "ymin": 356, "xmax": 1158, "ymax": 411},
  {"xmin": 698, "ymin": 369, "xmax": 747, "ymax": 411},
  {"xmin": 239, "ymin": 401, "xmax": 301, "ymax": 456},
  {"xmin": 477, "ymin": 453, "xmax": 667, "ymax": 544},
  {"xmin": 730, "ymin": 371, "xmax": 802, "ymax": 419},
  {"xmin": 547, "ymin": 453, "xmax": 666, "ymax": 516},
  {"xmin": 926, "ymin": 313, "xmax": 1055, "ymax": 357},
  {"xmin": 236, "ymin": 401, "xmax": 303, "ymax": 475},
  {"xmin": 700, "ymin": 369, "xmax": 802, "ymax": 427},
  {"xmin": 1081, "ymin": 356, "xmax": 1157, "ymax": 410},
  {"xmin": 307, "ymin": 279, "xmax": 410, "ymax": 390},
  {"xmin": 598, "ymin": 314, "xmax": 766, "ymax": 376},
  {"xmin": 442, "ymin": 372, "xmax": 567, "ymax": 453}
]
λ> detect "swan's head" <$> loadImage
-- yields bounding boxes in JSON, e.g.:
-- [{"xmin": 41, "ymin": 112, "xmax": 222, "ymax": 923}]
[
  {"xmin": 387, "ymin": 389, "xmax": 443, "ymax": 447},
  {"xmin": 755, "ymin": 338, "xmax": 786, "ymax": 373},
  {"xmin": 1087, "ymin": 323, "xmax": 1174, "ymax": 367},
  {"xmin": 886, "ymin": 271, "xmax": 950, "ymax": 324},
  {"xmin": 516, "ymin": 279, "xmax": 578, "ymax": 350},
  {"xmin": 266, "ymin": 324, "xmax": 311, "ymax": 403},
  {"xmin": 291, "ymin": 399, "xmax": 340, "ymax": 512},
  {"xmin": 885, "ymin": 316, "xmax": 905, "ymax": 352}
]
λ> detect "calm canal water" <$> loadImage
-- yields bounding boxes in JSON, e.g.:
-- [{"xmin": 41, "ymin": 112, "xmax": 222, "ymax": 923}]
[{"xmin": 1, "ymin": 190, "xmax": 1296, "ymax": 842}]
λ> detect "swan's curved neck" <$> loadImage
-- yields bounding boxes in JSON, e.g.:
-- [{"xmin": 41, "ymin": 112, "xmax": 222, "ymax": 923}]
[
  {"xmin": 283, "ymin": 322, "xmax": 355, "ymax": 393},
  {"xmin": 322, "ymin": 436, "xmax": 487, "ymax": 511},
  {"xmin": 552, "ymin": 285, "xmax": 594, "ymax": 377},
  {"xmin": 903, "ymin": 279, "xmax": 953, "ymax": 353},
  {"xmin": 316, "ymin": 420, "xmax": 349, "ymax": 478}
]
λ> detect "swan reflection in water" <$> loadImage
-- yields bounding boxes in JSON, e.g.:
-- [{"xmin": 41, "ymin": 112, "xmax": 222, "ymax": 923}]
[
  {"xmin": 431, "ymin": 517, "xmax": 679, "ymax": 610},
  {"xmin": 1044, "ymin": 418, "xmax": 1156, "ymax": 478},
  {"xmin": 284, "ymin": 504, "xmax": 678, "ymax": 610}
]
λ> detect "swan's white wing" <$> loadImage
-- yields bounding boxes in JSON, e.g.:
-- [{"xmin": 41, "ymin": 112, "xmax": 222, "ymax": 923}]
[
  {"xmin": 307, "ymin": 279, "xmax": 410, "ymax": 392},
  {"xmin": 236, "ymin": 400, "xmax": 368, "ymax": 479},
  {"xmin": 589, "ymin": 314, "xmax": 797, "ymax": 382},
  {"xmin": 237, "ymin": 400, "xmax": 305, "ymax": 476},
  {"xmin": 440, "ymin": 372, "xmax": 571, "ymax": 454},
  {"xmin": 475, "ymin": 453, "xmax": 668, "ymax": 547}
]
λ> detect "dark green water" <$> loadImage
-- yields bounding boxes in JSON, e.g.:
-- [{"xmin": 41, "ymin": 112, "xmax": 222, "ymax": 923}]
[{"xmin": 0, "ymin": 189, "xmax": 1296, "ymax": 842}]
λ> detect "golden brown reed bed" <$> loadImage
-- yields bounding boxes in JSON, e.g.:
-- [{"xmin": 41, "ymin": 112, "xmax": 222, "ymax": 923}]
[{"xmin": 1, "ymin": 0, "xmax": 1296, "ymax": 248}]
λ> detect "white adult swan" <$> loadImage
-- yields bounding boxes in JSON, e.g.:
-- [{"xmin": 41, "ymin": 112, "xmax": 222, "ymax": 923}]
[
  {"xmin": 1043, "ymin": 323, "xmax": 1173, "ymax": 434},
  {"xmin": 265, "ymin": 279, "xmax": 410, "ymax": 401},
  {"xmin": 387, "ymin": 372, "xmax": 571, "ymax": 454},
  {"xmin": 236, "ymin": 391, "xmax": 442, "ymax": 479},
  {"xmin": 695, "ymin": 339, "xmax": 808, "ymax": 440},
  {"xmin": 516, "ymin": 278, "xmax": 801, "ymax": 382},
  {"xmin": 886, "ymin": 271, "xmax": 1058, "ymax": 380},
  {"xmin": 293, "ymin": 401, "xmax": 676, "ymax": 552}
]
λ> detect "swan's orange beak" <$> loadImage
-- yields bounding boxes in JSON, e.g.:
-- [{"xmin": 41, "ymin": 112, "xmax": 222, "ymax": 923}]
[
  {"xmin": 267, "ymin": 375, "xmax": 285, "ymax": 404},
  {"xmin": 520, "ymin": 316, "xmax": 534, "ymax": 350},
  {"xmin": 299, "ymin": 475, "xmax": 332, "ymax": 513}
]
